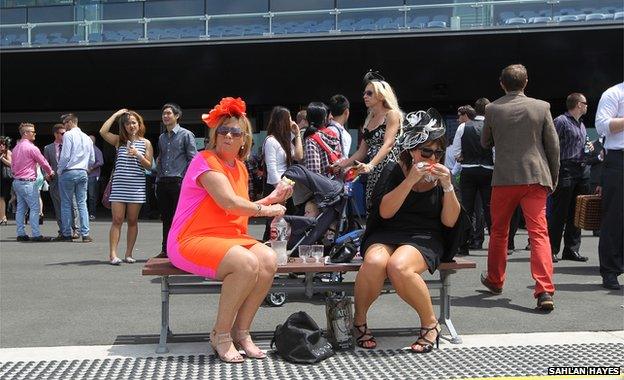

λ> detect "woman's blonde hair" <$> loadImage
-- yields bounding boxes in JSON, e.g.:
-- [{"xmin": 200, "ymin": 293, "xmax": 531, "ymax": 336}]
[
  {"xmin": 364, "ymin": 80, "xmax": 404, "ymax": 130},
  {"xmin": 207, "ymin": 115, "xmax": 253, "ymax": 160}
]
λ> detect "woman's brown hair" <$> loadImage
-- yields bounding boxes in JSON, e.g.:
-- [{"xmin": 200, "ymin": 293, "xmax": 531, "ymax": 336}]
[{"xmin": 117, "ymin": 110, "xmax": 146, "ymax": 146}]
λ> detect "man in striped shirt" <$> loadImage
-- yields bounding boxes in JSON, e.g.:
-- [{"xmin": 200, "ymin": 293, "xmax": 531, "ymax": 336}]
[{"xmin": 548, "ymin": 93, "xmax": 591, "ymax": 263}]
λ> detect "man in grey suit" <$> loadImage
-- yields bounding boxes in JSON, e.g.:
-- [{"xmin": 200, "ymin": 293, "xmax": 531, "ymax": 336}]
[
  {"xmin": 43, "ymin": 124, "xmax": 78, "ymax": 238},
  {"xmin": 480, "ymin": 64, "xmax": 560, "ymax": 311}
]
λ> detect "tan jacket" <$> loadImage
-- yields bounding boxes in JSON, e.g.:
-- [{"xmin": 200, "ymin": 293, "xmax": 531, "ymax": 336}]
[{"xmin": 482, "ymin": 91, "xmax": 560, "ymax": 190}]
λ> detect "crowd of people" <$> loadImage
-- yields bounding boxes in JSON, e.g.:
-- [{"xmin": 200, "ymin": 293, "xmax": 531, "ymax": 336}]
[{"xmin": 1, "ymin": 65, "xmax": 622, "ymax": 363}]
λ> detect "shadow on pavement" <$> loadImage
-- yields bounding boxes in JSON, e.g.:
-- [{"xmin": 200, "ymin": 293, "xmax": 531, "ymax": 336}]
[
  {"xmin": 554, "ymin": 265, "xmax": 600, "ymax": 275},
  {"xmin": 506, "ymin": 257, "xmax": 530, "ymax": 263},
  {"xmin": 528, "ymin": 283, "xmax": 624, "ymax": 294},
  {"xmin": 46, "ymin": 260, "xmax": 110, "ymax": 266},
  {"xmin": 451, "ymin": 292, "xmax": 542, "ymax": 314}
]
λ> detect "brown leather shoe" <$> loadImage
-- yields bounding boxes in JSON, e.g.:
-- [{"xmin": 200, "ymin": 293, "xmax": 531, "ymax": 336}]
[
  {"xmin": 537, "ymin": 292, "xmax": 554, "ymax": 311},
  {"xmin": 154, "ymin": 251, "xmax": 168, "ymax": 259},
  {"xmin": 480, "ymin": 272, "xmax": 502, "ymax": 295}
]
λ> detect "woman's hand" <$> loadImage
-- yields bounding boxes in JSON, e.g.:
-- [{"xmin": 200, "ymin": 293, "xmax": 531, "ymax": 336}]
[
  {"xmin": 290, "ymin": 121, "xmax": 300, "ymax": 135},
  {"xmin": 115, "ymin": 108, "xmax": 128, "ymax": 117},
  {"xmin": 406, "ymin": 161, "xmax": 429, "ymax": 185},
  {"xmin": 269, "ymin": 180, "xmax": 293, "ymax": 203},
  {"xmin": 429, "ymin": 163, "xmax": 452, "ymax": 188},
  {"xmin": 263, "ymin": 204, "xmax": 287, "ymax": 217},
  {"xmin": 354, "ymin": 161, "xmax": 373, "ymax": 174},
  {"xmin": 127, "ymin": 145, "xmax": 142, "ymax": 158}
]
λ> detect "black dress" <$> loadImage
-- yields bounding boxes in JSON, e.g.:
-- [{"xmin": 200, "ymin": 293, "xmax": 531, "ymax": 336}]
[{"xmin": 361, "ymin": 162, "xmax": 445, "ymax": 274}]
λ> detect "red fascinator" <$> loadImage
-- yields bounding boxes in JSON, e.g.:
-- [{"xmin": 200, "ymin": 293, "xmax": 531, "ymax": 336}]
[{"xmin": 201, "ymin": 97, "xmax": 247, "ymax": 128}]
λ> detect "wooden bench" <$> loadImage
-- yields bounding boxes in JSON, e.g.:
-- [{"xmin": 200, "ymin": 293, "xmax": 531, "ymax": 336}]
[{"xmin": 142, "ymin": 257, "xmax": 476, "ymax": 353}]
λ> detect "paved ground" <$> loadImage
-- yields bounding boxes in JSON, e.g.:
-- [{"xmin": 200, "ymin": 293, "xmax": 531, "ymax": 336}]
[{"xmin": 1, "ymin": 218, "xmax": 622, "ymax": 351}]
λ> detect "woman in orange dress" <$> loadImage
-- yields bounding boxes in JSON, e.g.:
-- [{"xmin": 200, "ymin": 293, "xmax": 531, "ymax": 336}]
[{"xmin": 167, "ymin": 97, "xmax": 293, "ymax": 363}]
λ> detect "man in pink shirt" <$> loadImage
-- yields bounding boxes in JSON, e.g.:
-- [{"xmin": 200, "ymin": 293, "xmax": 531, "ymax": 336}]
[{"xmin": 11, "ymin": 123, "xmax": 54, "ymax": 242}]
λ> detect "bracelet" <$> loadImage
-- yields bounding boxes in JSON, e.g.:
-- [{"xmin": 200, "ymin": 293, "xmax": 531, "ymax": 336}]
[
  {"xmin": 442, "ymin": 184, "xmax": 454, "ymax": 193},
  {"xmin": 253, "ymin": 203, "xmax": 262, "ymax": 217}
]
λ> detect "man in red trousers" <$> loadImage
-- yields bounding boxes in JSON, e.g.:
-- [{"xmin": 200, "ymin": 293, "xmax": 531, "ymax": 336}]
[{"xmin": 480, "ymin": 64, "xmax": 560, "ymax": 311}]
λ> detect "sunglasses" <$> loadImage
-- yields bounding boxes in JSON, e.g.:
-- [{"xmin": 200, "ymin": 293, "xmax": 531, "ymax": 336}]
[
  {"xmin": 418, "ymin": 147, "xmax": 444, "ymax": 159},
  {"xmin": 216, "ymin": 125, "xmax": 244, "ymax": 138},
  {"xmin": 363, "ymin": 90, "xmax": 374, "ymax": 97}
]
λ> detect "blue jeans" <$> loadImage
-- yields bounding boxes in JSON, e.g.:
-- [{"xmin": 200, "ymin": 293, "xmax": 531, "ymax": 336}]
[
  {"xmin": 60, "ymin": 170, "xmax": 89, "ymax": 237},
  {"xmin": 87, "ymin": 176, "xmax": 99, "ymax": 217},
  {"xmin": 13, "ymin": 180, "xmax": 41, "ymax": 237}
]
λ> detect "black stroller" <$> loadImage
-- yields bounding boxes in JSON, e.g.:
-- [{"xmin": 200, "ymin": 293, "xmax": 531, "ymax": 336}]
[{"xmin": 265, "ymin": 164, "xmax": 364, "ymax": 306}]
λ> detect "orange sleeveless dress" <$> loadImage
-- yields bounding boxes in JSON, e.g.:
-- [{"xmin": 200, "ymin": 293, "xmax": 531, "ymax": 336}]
[{"xmin": 167, "ymin": 150, "xmax": 259, "ymax": 278}]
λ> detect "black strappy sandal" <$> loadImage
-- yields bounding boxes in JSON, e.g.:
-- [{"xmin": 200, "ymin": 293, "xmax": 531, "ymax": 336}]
[
  {"xmin": 354, "ymin": 323, "xmax": 377, "ymax": 349},
  {"xmin": 410, "ymin": 323, "xmax": 440, "ymax": 354}
]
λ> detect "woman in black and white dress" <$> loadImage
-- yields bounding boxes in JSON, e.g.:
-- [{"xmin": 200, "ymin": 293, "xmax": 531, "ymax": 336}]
[
  {"xmin": 334, "ymin": 71, "xmax": 403, "ymax": 211},
  {"xmin": 100, "ymin": 109, "xmax": 153, "ymax": 265}
]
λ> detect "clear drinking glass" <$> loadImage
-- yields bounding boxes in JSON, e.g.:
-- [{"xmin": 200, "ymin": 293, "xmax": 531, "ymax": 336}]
[
  {"xmin": 298, "ymin": 245, "xmax": 312, "ymax": 263},
  {"xmin": 311, "ymin": 245, "xmax": 324, "ymax": 264},
  {"xmin": 271, "ymin": 240, "xmax": 288, "ymax": 265}
]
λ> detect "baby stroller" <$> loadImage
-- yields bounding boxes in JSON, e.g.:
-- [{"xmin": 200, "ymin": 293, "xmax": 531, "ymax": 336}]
[{"xmin": 265, "ymin": 164, "xmax": 364, "ymax": 306}]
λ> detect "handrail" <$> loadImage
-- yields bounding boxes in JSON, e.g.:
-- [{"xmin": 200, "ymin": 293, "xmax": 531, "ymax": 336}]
[
  {"xmin": 0, "ymin": 0, "xmax": 617, "ymax": 47},
  {"xmin": 0, "ymin": 0, "xmax": 610, "ymax": 29}
]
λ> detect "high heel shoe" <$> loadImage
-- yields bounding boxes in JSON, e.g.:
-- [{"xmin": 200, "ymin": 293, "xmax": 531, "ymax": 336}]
[
  {"xmin": 410, "ymin": 323, "xmax": 441, "ymax": 354},
  {"xmin": 209, "ymin": 330, "xmax": 244, "ymax": 363},
  {"xmin": 232, "ymin": 329, "xmax": 266, "ymax": 359},
  {"xmin": 354, "ymin": 323, "xmax": 377, "ymax": 349}
]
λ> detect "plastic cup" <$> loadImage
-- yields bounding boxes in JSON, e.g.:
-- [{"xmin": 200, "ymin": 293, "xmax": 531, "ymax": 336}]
[
  {"xmin": 271, "ymin": 240, "xmax": 288, "ymax": 265},
  {"xmin": 299, "ymin": 245, "xmax": 312, "ymax": 263},
  {"xmin": 311, "ymin": 245, "xmax": 324, "ymax": 264}
]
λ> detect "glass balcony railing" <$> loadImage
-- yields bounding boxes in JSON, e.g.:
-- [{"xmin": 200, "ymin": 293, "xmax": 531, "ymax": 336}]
[{"xmin": 0, "ymin": 0, "xmax": 622, "ymax": 48}]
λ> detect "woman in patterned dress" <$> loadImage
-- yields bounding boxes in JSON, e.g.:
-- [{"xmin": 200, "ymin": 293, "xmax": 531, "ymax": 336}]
[
  {"xmin": 335, "ymin": 71, "xmax": 403, "ymax": 211},
  {"xmin": 100, "ymin": 109, "xmax": 153, "ymax": 265},
  {"xmin": 167, "ymin": 97, "xmax": 292, "ymax": 363}
]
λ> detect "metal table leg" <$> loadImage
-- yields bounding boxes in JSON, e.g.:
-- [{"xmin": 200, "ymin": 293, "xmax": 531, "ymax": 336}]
[
  {"xmin": 439, "ymin": 270, "xmax": 462, "ymax": 344},
  {"xmin": 156, "ymin": 276, "xmax": 171, "ymax": 354}
]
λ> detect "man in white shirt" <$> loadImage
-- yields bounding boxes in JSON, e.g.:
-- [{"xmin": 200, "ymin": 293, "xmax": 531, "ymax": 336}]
[
  {"xmin": 595, "ymin": 82, "xmax": 624, "ymax": 290},
  {"xmin": 327, "ymin": 94, "xmax": 352, "ymax": 158},
  {"xmin": 57, "ymin": 113, "xmax": 95, "ymax": 242}
]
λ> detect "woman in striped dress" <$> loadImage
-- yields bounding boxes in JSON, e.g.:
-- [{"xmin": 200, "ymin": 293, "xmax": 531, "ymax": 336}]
[{"xmin": 100, "ymin": 109, "xmax": 153, "ymax": 265}]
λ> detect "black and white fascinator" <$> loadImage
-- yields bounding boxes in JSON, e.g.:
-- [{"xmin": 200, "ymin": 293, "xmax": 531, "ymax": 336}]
[
  {"xmin": 398, "ymin": 108, "xmax": 446, "ymax": 151},
  {"xmin": 363, "ymin": 69, "xmax": 386, "ymax": 86}
]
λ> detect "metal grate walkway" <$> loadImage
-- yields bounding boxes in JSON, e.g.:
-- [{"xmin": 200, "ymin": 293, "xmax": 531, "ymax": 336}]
[{"xmin": 1, "ymin": 343, "xmax": 622, "ymax": 379}]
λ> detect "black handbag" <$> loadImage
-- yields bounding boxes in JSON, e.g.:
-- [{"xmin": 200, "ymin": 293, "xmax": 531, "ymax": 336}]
[
  {"xmin": 329, "ymin": 240, "xmax": 358, "ymax": 263},
  {"xmin": 271, "ymin": 311, "xmax": 335, "ymax": 364}
]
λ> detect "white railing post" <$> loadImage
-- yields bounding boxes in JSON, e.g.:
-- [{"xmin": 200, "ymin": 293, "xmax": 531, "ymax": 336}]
[
  {"xmin": 139, "ymin": 17, "xmax": 148, "ymax": 41},
  {"xmin": 21, "ymin": 23, "xmax": 32, "ymax": 46},
  {"xmin": 330, "ymin": 8, "xmax": 340, "ymax": 33},
  {"xmin": 202, "ymin": 15, "xmax": 210, "ymax": 39}
]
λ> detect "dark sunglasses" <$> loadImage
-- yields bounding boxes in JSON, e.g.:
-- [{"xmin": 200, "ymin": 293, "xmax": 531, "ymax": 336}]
[
  {"xmin": 216, "ymin": 125, "xmax": 244, "ymax": 138},
  {"xmin": 418, "ymin": 147, "xmax": 444, "ymax": 159},
  {"xmin": 363, "ymin": 90, "xmax": 374, "ymax": 97}
]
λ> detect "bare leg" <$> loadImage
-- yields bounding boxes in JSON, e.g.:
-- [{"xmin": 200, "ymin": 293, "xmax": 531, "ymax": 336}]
[
  {"xmin": 231, "ymin": 243, "xmax": 277, "ymax": 357},
  {"xmin": 124, "ymin": 203, "xmax": 142, "ymax": 259},
  {"xmin": 212, "ymin": 246, "xmax": 260, "ymax": 361},
  {"xmin": 0, "ymin": 196, "xmax": 6, "ymax": 221},
  {"xmin": 353, "ymin": 243, "xmax": 392, "ymax": 348},
  {"xmin": 386, "ymin": 245, "xmax": 438, "ymax": 352},
  {"xmin": 109, "ymin": 202, "xmax": 126, "ymax": 260}
]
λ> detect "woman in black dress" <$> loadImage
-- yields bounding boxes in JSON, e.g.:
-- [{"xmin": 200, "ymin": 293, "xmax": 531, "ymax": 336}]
[{"xmin": 353, "ymin": 109, "xmax": 461, "ymax": 353}]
